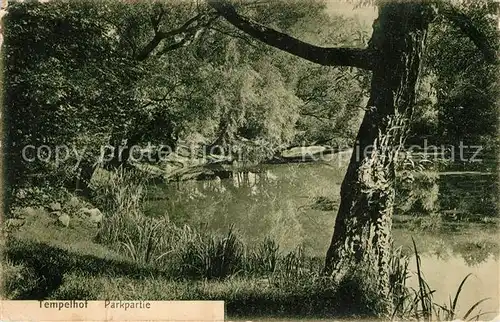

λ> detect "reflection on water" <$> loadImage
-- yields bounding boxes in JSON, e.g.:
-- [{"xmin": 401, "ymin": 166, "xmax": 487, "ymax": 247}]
[
  {"xmin": 439, "ymin": 173, "xmax": 498, "ymax": 217},
  {"xmin": 407, "ymin": 254, "xmax": 499, "ymax": 320},
  {"xmin": 147, "ymin": 163, "xmax": 346, "ymax": 252},
  {"xmin": 146, "ymin": 160, "xmax": 499, "ymax": 317}
]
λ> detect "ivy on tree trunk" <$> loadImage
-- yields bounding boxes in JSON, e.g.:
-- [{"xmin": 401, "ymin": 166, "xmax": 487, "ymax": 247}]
[{"xmin": 323, "ymin": 3, "xmax": 431, "ymax": 312}]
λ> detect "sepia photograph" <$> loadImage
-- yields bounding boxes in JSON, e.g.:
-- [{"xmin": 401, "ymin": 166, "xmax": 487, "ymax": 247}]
[{"xmin": 1, "ymin": 0, "xmax": 499, "ymax": 320}]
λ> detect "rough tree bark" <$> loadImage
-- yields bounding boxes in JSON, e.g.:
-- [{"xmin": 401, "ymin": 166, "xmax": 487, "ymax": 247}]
[
  {"xmin": 322, "ymin": 4, "xmax": 432, "ymax": 312},
  {"xmin": 73, "ymin": 158, "xmax": 96, "ymax": 197}
]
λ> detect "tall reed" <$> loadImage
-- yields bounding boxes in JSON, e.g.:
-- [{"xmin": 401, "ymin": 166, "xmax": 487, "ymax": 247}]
[{"xmin": 391, "ymin": 237, "xmax": 492, "ymax": 321}]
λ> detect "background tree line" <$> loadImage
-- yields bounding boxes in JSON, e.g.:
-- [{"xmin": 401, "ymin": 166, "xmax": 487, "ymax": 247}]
[
  {"xmin": 4, "ymin": 0, "xmax": 370, "ymax": 196},
  {"xmin": 4, "ymin": 0, "xmax": 498, "ymax": 205}
]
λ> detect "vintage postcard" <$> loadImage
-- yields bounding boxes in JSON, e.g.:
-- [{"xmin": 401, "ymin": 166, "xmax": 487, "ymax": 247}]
[{"xmin": 1, "ymin": 0, "xmax": 499, "ymax": 321}]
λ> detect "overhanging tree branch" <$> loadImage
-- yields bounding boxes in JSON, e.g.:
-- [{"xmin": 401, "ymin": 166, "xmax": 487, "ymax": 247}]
[
  {"xmin": 209, "ymin": 26, "xmax": 259, "ymax": 48},
  {"xmin": 207, "ymin": 0, "xmax": 374, "ymax": 70},
  {"xmin": 439, "ymin": 3, "xmax": 498, "ymax": 64},
  {"xmin": 136, "ymin": 11, "xmax": 218, "ymax": 61},
  {"xmin": 155, "ymin": 15, "xmax": 219, "ymax": 57}
]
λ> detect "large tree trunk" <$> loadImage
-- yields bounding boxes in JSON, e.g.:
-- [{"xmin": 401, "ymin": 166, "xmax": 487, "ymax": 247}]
[
  {"xmin": 73, "ymin": 158, "xmax": 96, "ymax": 197},
  {"xmin": 323, "ymin": 2, "xmax": 431, "ymax": 313},
  {"xmin": 106, "ymin": 133, "xmax": 143, "ymax": 170}
]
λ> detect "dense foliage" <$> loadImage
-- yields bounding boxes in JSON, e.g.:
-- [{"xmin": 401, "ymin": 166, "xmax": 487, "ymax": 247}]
[
  {"xmin": 4, "ymin": 0, "xmax": 368, "ymax": 193},
  {"xmin": 411, "ymin": 0, "xmax": 499, "ymax": 149}
]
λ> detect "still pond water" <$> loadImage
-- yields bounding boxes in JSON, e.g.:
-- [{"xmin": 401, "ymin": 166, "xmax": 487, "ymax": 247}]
[{"xmin": 146, "ymin": 155, "xmax": 499, "ymax": 318}]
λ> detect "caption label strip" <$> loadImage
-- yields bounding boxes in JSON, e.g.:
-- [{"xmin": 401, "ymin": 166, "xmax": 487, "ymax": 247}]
[{"xmin": 0, "ymin": 300, "xmax": 225, "ymax": 321}]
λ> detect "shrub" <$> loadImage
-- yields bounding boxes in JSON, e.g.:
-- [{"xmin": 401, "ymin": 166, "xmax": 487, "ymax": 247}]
[
  {"xmin": 9, "ymin": 186, "xmax": 72, "ymax": 210},
  {"xmin": 396, "ymin": 170, "xmax": 440, "ymax": 217},
  {"xmin": 1, "ymin": 260, "xmax": 40, "ymax": 299},
  {"xmin": 411, "ymin": 212, "xmax": 443, "ymax": 232}
]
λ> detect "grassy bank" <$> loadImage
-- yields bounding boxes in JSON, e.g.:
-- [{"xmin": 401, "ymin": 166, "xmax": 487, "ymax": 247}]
[
  {"xmin": 3, "ymin": 167, "xmax": 497, "ymax": 319},
  {"xmin": 2, "ymin": 206, "xmax": 383, "ymax": 318},
  {"xmin": 4, "ymin": 200, "xmax": 497, "ymax": 320}
]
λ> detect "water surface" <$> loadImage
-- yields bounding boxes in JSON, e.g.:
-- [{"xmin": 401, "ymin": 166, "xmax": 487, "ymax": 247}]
[{"xmin": 146, "ymin": 158, "xmax": 499, "ymax": 318}]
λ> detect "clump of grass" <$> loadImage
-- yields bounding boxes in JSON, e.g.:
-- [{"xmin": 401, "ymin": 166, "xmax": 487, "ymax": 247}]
[
  {"xmin": 175, "ymin": 226, "xmax": 244, "ymax": 280},
  {"xmin": 117, "ymin": 217, "xmax": 167, "ymax": 265},
  {"xmin": 389, "ymin": 245, "xmax": 411, "ymax": 313},
  {"xmin": 97, "ymin": 211, "xmax": 176, "ymax": 267},
  {"xmin": 246, "ymin": 237, "xmax": 280, "ymax": 276},
  {"xmin": 271, "ymin": 246, "xmax": 316, "ymax": 290},
  {"xmin": 92, "ymin": 167, "xmax": 167, "ymax": 264},
  {"xmin": 90, "ymin": 167, "xmax": 146, "ymax": 214}
]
